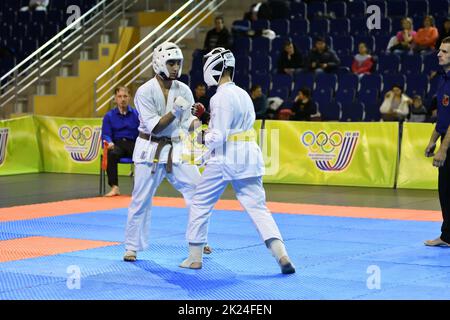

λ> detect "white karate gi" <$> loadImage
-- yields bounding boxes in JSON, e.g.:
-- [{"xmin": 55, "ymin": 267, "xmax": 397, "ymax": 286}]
[
  {"xmin": 186, "ymin": 81, "xmax": 283, "ymax": 244},
  {"xmin": 125, "ymin": 77, "xmax": 201, "ymax": 251}
]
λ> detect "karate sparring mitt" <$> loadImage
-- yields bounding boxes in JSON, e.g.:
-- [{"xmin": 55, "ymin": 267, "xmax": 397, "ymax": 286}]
[
  {"xmin": 191, "ymin": 102, "xmax": 206, "ymax": 118},
  {"xmin": 172, "ymin": 96, "xmax": 191, "ymax": 119}
]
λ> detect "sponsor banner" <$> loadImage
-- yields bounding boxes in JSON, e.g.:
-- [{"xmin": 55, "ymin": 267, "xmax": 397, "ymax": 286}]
[
  {"xmin": 397, "ymin": 123, "xmax": 438, "ymax": 190},
  {"xmin": 0, "ymin": 116, "xmax": 42, "ymax": 176},
  {"xmin": 261, "ymin": 121, "xmax": 399, "ymax": 188}
]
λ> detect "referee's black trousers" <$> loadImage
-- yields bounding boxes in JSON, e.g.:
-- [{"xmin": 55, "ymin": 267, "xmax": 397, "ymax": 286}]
[
  {"xmin": 438, "ymin": 148, "xmax": 450, "ymax": 243},
  {"xmin": 107, "ymin": 139, "xmax": 135, "ymax": 187}
]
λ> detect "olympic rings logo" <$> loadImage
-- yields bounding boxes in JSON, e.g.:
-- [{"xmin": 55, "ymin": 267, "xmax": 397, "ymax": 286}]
[
  {"xmin": 301, "ymin": 131, "xmax": 343, "ymax": 153},
  {"xmin": 59, "ymin": 125, "xmax": 93, "ymax": 146}
]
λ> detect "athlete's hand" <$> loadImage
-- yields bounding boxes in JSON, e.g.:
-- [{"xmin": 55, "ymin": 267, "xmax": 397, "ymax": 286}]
[
  {"xmin": 191, "ymin": 102, "xmax": 206, "ymax": 118},
  {"xmin": 425, "ymin": 143, "xmax": 436, "ymax": 157},
  {"xmin": 433, "ymin": 148, "xmax": 447, "ymax": 167}
]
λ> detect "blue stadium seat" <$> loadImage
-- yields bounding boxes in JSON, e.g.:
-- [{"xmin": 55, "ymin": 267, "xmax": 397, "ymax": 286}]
[
  {"xmin": 292, "ymin": 35, "xmax": 312, "ymax": 52},
  {"xmin": 250, "ymin": 54, "xmax": 272, "ymax": 75},
  {"xmin": 381, "ymin": 74, "xmax": 406, "ymax": 95},
  {"xmin": 234, "ymin": 73, "xmax": 251, "ymax": 91},
  {"xmin": 270, "ymin": 19, "xmax": 290, "ymax": 36},
  {"xmin": 347, "ymin": 1, "xmax": 366, "ymax": 19},
  {"xmin": 269, "ymin": 87, "xmax": 289, "ymax": 100},
  {"xmin": 363, "ymin": 102, "xmax": 382, "ymax": 121},
  {"xmin": 307, "ymin": 1, "xmax": 327, "ymax": 19},
  {"xmin": 400, "ymin": 55, "xmax": 423, "ymax": 75},
  {"xmin": 408, "ymin": 0, "xmax": 429, "ymax": 18},
  {"xmin": 377, "ymin": 54, "xmax": 400, "ymax": 74},
  {"xmin": 271, "ymin": 73, "xmax": 293, "ymax": 93},
  {"xmin": 339, "ymin": 55, "xmax": 354, "ymax": 69},
  {"xmin": 423, "ymin": 53, "xmax": 441, "ymax": 75},
  {"xmin": 374, "ymin": 34, "xmax": 391, "ymax": 54},
  {"xmin": 293, "ymin": 73, "xmax": 315, "ymax": 95},
  {"xmin": 350, "ymin": 18, "xmax": 368, "ymax": 36},
  {"xmin": 179, "ymin": 74, "xmax": 190, "ymax": 87},
  {"xmin": 47, "ymin": 9, "xmax": 64, "ymax": 25},
  {"xmin": 332, "ymin": 35, "xmax": 354, "ymax": 56},
  {"xmin": 319, "ymin": 101, "xmax": 341, "ymax": 121},
  {"xmin": 429, "ymin": 0, "xmax": 449, "ymax": 18},
  {"xmin": 335, "ymin": 88, "xmax": 355, "ymax": 106},
  {"xmin": 337, "ymin": 73, "xmax": 359, "ymax": 91},
  {"xmin": 367, "ymin": 0, "xmax": 387, "ymax": 16},
  {"xmin": 341, "ymin": 101, "xmax": 365, "ymax": 121},
  {"xmin": 315, "ymin": 73, "xmax": 338, "ymax": 91},
  {"xmin": 309, "ymin": 19, "xmax": 330, "ymax": 37},
  {"xmin": 232, "ymin": 37, "xmax": 251, "ymax": 55},
  {"xmin": 252, "ymin": 37, "xmax": 271, "ymax": 55},
  {"xmin": 387, "ymin": 0, "xmax": 407, "ymax": 17},
  {"xmin": 251, "ymin": 20, "xmax": 270, "ymax": 31},
  {"xmin": 330, "ymin": 18, "xmax": 350, "ymax": 37},
  {"xmin": 405, "ymin": 74, "xmax": 428, "ymax": 98},
  {"xmin": 327, "ymin": 1, "xmax": 347, "ymax": 18},
  {"xmin": 289, "ymin": 19, "xmax": 309, "ymax": 37},
  {"xmin": 232, "ymin": 20, "xmax": 250, "ymax": 33},
  {"xmin": 234, "ymin": 54, "xmax": 251, "ymax": 76},
  {"xmin": 252, "ymin": 73, "xmax": 270, "ymax": 94},
  {"xmin": 290, "ymin": 1, "xmax": 307, "ymax": 19},
  {"xmin": 360, "ymin": 73, "xmax": 382, "ymax": 92},
  {"xmin": 369, "ymin": 17, "xmax": 392, "ymax": 36}
]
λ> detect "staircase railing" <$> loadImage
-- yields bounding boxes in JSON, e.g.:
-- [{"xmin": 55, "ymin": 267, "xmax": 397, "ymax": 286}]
[
  {"xmin": 93, "ymin": 0, "xmax": 227, "ymax": 116},
  {"xmin": 0, "ymin": 0, "xmax": 138, "ymax": 112}
]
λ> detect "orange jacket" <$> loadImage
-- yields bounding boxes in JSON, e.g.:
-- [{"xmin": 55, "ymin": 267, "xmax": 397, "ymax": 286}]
[{"xmin": 413, "ymin": 27, "xmax": 439, "ymax": 48}]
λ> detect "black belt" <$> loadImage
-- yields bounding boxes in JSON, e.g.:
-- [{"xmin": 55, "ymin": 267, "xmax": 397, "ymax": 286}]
[{"xmin": 139, "ymin": 132, "xmax": 173, "ymax": 174}]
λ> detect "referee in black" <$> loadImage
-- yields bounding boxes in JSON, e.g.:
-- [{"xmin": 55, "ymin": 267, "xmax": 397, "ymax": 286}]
[{"xmin": 424, "ymin": 37, "xmax": 450, "ymax": 247}]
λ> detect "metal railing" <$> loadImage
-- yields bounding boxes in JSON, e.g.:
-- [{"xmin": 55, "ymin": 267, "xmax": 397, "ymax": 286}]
[
  {"xmin": 93, "ymin": 0, "xmax": 227, "ymax": 116},
  {"xmin": 0, "ymin": 0, "xmax": 138, "ymax": 111}
]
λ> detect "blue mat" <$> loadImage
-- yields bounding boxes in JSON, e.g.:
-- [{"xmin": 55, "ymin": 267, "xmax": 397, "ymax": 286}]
[{"xmin": 1, "ymin": 206, "xmax": 449, "ymax": 299}]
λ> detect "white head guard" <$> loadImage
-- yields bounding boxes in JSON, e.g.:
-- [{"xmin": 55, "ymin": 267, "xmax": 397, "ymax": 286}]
[
  {"xmin": 203, "ymin": 47, "xmax": 235, "ymax": 87},
  {"xmin": 152, "ymin": 42, "xmax": 183, "ymax": 79}
]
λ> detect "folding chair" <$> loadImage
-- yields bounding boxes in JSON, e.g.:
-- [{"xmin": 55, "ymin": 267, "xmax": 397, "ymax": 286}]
[{"xmin": 99, "ymin": 141, "xmax": 134, "ymax": 195}]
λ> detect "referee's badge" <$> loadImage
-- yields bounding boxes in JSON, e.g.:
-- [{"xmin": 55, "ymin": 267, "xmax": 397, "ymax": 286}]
[{"xmin": 443, "ymin": 95, "xmax": 449, "ymax": 107}]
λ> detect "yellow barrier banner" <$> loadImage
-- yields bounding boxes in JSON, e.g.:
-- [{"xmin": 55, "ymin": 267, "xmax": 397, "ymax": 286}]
[
  {"xmin": 0, "ymin": 116, "xmax": 42, "ymax": 176},
  {"xmin": 397, "ymin": 123, "xmax": 438, "ymax": 190},
  {"xmin": 261, "ymin": 121, "xmax": 399, "ymax": 188},
  {"xmin": 34, "ymin": 116, "xmax": 105, "ymax": 174}
]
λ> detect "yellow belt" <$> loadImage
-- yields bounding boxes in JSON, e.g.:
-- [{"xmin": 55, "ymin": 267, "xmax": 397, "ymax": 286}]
[{"xmin": 227, "ymin": 129, "xmax": 256, "ymax": 142}]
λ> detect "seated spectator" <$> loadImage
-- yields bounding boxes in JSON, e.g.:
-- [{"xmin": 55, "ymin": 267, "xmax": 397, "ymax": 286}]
[
  {"xmin": 389, "ymin": 17, "xmax": 416, "ymax": 55},
  {"xmin": 277, "ymin": 39, "xmax": 304, "ymax": 75},
  {"xmin": 101, "ymin": 86, "xmax": 139, "ymax": 197},
  {"xmin": 380, "ymin": 84, "xmax": 412, "ymax": 121},
  {"xmin": 244, "ymin": 2, "xmax": 272, "ymax": 21},
  {"xmin": 291, "ymin": 87, "xmax": 316, "ymax": 121},
  {"xmin": 20, "ymin": 0, "xmax": 49, "ymax": 11},
  {"xmin": 351, "ymin": 42, "xmax": 374, "ymax": 77},
  {"xmin": 437, "ymin": 18, "xmax": 450, "ymax": 48},
  {"xmin": 408, "ymin": 95, "xmax": 428, "ymax": 122},
  {"xmin": 204, "ymin": 17, "xmax": 232, "ymax": 53},
  {"xmin": 413, "ymin": 15, "xmax": 439, "ymax": 55},
  {"xmin": 250, "ymin": 84, "xmax": 268, "ymax": 119},
  {"xmin": 307, "ymin": 37, "xmax": 340, "ymax": 73},
  {"xmin": 193, "ymin": 83, "xmax": 210, "ymax": 124}
]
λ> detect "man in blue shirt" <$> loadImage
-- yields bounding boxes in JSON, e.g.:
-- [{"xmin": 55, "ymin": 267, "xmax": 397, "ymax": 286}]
[
  {"xmin": 102, "ymin": 86, "xmax": 139, "ymax": 197},
  {"xmin": 424, "ymin": 37, "xmax": 450, "ymax": 247}
]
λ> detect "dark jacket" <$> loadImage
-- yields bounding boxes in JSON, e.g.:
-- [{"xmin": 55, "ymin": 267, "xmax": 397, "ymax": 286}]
[
  {"xmin": 277, "ymin": 49, "xmax": 304, "ymax": 73},
  {"xmin": 204, "ymin": 28, "xmax": 232, "ymax": 52},
  {"xmin": 307, "ymin": 48, "xmax": 341, "ymax": 72},
  {"xmin": 292, "ymin": 99, "xmax": 316, "ymax": 121}
]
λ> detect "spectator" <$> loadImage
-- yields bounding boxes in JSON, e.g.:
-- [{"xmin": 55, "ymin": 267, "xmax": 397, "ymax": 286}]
[
  {"xmin": 408, "ymin": 95, "xmax": 428, "ymax": 122},
  {"xmin": 413, "ymin": 15, "xmax": 439, "ymax": 54},
  {"xmin": 193, "ymin": 83, "xmax": 210, "ymax": 124},
  {"xmin": 380, "ymin": 84, "xmax": 412, "ymax": 121},
  {"xmin": 351, "ymin": 42, "xmax": 375, "ymax": 77},
  {"xmin": 291, "ymin": 87, "xmax": 316, "ymax": 121},
  {"xmin": 307, "ymin": 37, "xmax": 340, "ymax": 73},
  {"xmin": 277, "ymin": 40, "xmax": 304, "ymax": 75},
  {"xmin": 204, "ymin": 17, "xmax": 232, "ymax": 53},
  {"xmin": 101, "ymin": 86, "xmax": 139, "ymax": 197},
  {"xmin": 20, "ymin": 0, "xmax": 49, "ymax": 11},
  {"xmin": 244, "ymin": 2, "xmax": 272, "ymax": 21},
  {"xmin": 389, "ymin": 17, "xmax": 416, "ymax": 55},
  {"xmin": 250, "ymin": 84, "xmax": 268, "ymax": 119},
  {"xmin": 437, "ymin": 18, "xmax": 450, "ymax": 48}
]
